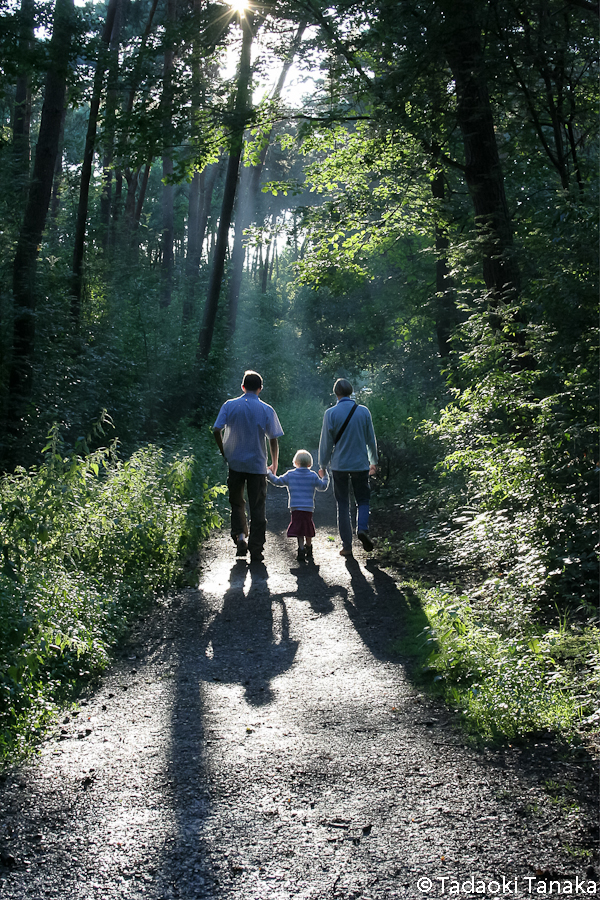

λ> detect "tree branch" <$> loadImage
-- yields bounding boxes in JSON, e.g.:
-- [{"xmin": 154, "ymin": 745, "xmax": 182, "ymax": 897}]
[{"xmin": 564, "ymin": 0, "xmax": 599, "ymax": 17}]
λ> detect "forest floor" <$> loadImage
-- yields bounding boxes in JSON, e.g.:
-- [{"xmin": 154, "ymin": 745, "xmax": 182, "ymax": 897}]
[{"xmin": 0, "ymin": 482, "xmax": 598, "ymax": 899}]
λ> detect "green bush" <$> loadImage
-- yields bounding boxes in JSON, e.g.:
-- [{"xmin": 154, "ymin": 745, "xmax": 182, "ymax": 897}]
[
  {"xmin": 0, "ymin": 424, "xmax": 226, "ymax": 764},
  {"xmin": 418, "ymin": 590, "xmax": 599, "ymax": 743}
]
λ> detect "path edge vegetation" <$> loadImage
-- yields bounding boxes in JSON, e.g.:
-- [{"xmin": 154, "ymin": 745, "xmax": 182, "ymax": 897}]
[
  {"xmin": 0, "ymin": 418, "xmax": 226, "ymax": 769},
  {"xmin": 367, "ymin": 407, "xmax": 599, "ymax": 755}
]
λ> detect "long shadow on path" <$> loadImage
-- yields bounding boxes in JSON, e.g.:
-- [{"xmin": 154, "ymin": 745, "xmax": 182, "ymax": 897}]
[
  {"xmin": 342, "ymin": 555, "xmax": 430, "ymax": 662},
  {"xmin": 197, "ymin": 560, "xmax": 299, "ymax": 706}
]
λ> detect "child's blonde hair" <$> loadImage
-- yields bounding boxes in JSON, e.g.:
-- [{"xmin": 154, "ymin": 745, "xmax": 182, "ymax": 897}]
[{"xmin": 293, "ymin": 449, "xmax": 313, "ymax": 468}]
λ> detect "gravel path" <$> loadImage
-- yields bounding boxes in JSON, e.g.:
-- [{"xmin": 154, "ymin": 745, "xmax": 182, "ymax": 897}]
[{"xmin": 0, "ymin": 482, "xmax": 597, "ymax": 899}]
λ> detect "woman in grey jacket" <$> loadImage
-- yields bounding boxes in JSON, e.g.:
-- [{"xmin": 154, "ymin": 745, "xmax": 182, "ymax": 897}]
[{"xmin": 318, "ymin": 379, "xmax": 378, "ymax": 557}]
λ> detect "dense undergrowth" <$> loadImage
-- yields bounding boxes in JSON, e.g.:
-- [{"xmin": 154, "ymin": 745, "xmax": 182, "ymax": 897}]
[
  {"xmin": 388, "ymin": 577, "xmax": 599, "ymax": 746},
  {"xmin": 0, "ymin": 420, "xmax": 226, "ymax": 766},
  {"xmin": 370, "ymin": 366, "xmax": 599, "ymax": 748},
  {"xmin": 374, "ymin": 484, "xmax": 599, "ymax": 746}
]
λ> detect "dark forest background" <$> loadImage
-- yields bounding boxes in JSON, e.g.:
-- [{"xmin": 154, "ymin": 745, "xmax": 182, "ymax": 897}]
[{"xmin": 0, "ymin": 0, "xmax": 597, "ymax": 757}]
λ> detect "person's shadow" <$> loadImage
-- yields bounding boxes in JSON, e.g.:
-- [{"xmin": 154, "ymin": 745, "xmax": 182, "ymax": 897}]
[
  {"xmin": 197, "ymin": 561, "xmax": 298, "ymax": 706},
  {"xmin": 340, "ymin": 556, "xmax": 429, "ymax": 661},
  {"xmin": 288, "ymin": 557, "xmax": 348, "ymax": 616}
]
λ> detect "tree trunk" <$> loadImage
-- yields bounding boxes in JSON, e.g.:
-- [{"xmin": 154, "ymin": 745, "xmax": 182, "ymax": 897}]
[
  {"xmin": 439, "ymin": 0, "xmax": 535, "ymax": 367},
  {"xmin": 134, "ymin": 162, "xmax": 152, "ymax": 231},
  {"xmin": 125, "ymin": 0, "xmax": 160, "ymax": 119},
  {"xmin": 182, "ymin": 0, "xmax": 206, "ymax": 325},
  {"xmin": 160, "ymin": 0, "xmax": 177, "ymax": 309},
  {"xmin": 439, "ymin": 0, "xmax": 520, "ymax": 303},
  {"xmin": 99, "ymin": 0, "xmax": 123, "ymax": 251},
  {"xmin": 123, "ymin": 166, "xmax": 140, "ymax": 228},
  {"xmin": 11, "ymin": 0, "xmax": 35, "ymax": 199},
  {"xmin": 198, "ymin": 10, "xmax": 254, "ymax": 360},
  {"xmin": 112, "ymin": 168, "xmax": 123, "ymax": 237},
  {"xmin": 183, "ymin": 169, "xmax": 202, "ymax": 323},
  {"xmin": 71, "ymin": 0, "xmax": 120, "ymax": 325},
  {"xmin": 198, "ymin": 161, "xmax": 221, "ymax": 257},
  {"xmin": 7, "ymin": 0, "xmax": 75, "ymax": 437},
  {"xmin": 50, "ymin": 104, "xmax": 67, "ymax": 219},
  {"xmin": 261, "ymin": 240, "xmax": 270, "ymax": 294},
  {"xmin": 431, "ymin": 168, "xmax": 456, "ymax": 358},
  {"xmin": 160, "ymin": 171, "xmax": 174, "ymax": 307},
  {"xmin": 227, "ymin": 20, "xmax": 306, "ymax": 335},
  {"xmin": 112, "ymin": 0, "xmax": 158, "ymax": 247}
]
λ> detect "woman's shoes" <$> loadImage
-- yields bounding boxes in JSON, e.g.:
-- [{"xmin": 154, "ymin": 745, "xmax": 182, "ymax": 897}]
[{"xmin": 357, "ymin": 530, "xmax": 374, "ymax": 551}]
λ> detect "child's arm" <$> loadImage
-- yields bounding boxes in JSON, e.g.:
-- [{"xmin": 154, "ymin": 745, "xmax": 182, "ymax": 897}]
[{"xmin": 267, "ymin": 470, "xmax": 287, "ymax": 487}]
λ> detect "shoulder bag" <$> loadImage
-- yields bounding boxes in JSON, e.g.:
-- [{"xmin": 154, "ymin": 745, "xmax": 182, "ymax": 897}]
[{"xmin": 334, "ymin": 402, "xmax": 358, "ymax": 445}]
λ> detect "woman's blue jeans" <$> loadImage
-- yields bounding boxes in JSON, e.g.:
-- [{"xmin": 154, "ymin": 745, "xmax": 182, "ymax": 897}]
[{"xmin": 332, "ymin": 470, "xmax": 370, "ymax": 549}]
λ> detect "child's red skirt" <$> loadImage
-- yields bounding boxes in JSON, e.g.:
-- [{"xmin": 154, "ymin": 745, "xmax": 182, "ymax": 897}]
[{"xmin": 287, "ymin": 510, "xmax": 315, "ymax": 538}]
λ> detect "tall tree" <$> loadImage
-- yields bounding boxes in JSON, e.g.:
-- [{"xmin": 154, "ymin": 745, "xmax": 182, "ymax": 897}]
[
  {"xmin": 11, "ymin": 0, "xmax": 35, "ymax": 198},
  {"xmin": 182, "ymin": 0, "xmax": 204, "ymax": 324},
  {"xmin": 71, "ymin": 0, "xmax": 120, "ymax": 325},
  {"xmin": 118, "ymin": 0, "xmax": 160, "ymax": 243},
  {"xmin": 437, "ymin": 0, "xmax": 520, "ymax": 305},
  {"xmin": 227, "ymin": 19, "xmax": 307, "ymax": 335},
  {"xmin": 50, "ymin": 105, "xmax": 67, "ymax": 219},
  {"xmin": 7, "ymin": 0, "xmax": 75, "ymax": 441},
  {"xmin": 160, "ymin": 0, "xmax": 177, "ymax": 309},
  {"xmin": 431, "ymin": 166, "xmax": 456, "ymax": 359},
  {"xmin": 491, "ymin": 0, "xmax": 596, "ymax": 196},
  {"xmin": 99, "ymin": 0, "xmax": 124, "ymax": 249},
  {"xmin": 198, "ymin": 8, "xmax": 254, "ymax": 359}
]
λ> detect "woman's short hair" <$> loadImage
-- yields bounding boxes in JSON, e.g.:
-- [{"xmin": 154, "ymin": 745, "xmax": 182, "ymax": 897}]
[
  {"xmin": 293, "ymin": 449, "xmax": 313, "ymax": 468},
  {"xmin": 242, "ymin": 370, "xmax": 263, "ymax": 392},
  {"xmin": 333, "ymin": 378, "xmax": 353, "ymax": 397}
]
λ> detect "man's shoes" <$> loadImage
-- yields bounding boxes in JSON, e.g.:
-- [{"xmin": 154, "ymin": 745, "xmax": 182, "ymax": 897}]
[
  {"xmin": 339, "ymin": 547, "xmax": 353, "ymax": 557},
  {"xmin": 250, "ymin": 552, "xmax": 264, "ymax": 563},
  {"xmin": 357, "ymin": 530, "xmax": 374, "ymax": 552},
  {"xmin": 297, "ymin": 547, "xmax": 306, "ymax": 562},
  {"xmin": 236, "ymin": 537, "xmax": 248, "ymax": 557}
]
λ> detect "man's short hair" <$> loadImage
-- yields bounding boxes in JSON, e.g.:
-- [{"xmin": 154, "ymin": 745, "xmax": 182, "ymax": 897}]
[
  {"xmin": 333, "ymin": 378, "xmax": 353, "ymax": 397},
  {"xmin": 242, "ymin": 370, "xmax": 263, "ymax": 392}
]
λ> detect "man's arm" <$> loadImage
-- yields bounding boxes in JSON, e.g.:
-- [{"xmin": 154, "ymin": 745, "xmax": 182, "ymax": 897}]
[
  {"xmin": 366, "ymin": 412, "xmax": 378, "ymax": 475},
  {"xmin": 317, "ymin": 412, "xmax": 332, "ymax": 477},
  {"xmin": 268, "ymin": 437, "xmax": 279, "ymax": 474},
  {"xmin": 213, "ymin": 427, "xmax": 225, "ymax": 458}
]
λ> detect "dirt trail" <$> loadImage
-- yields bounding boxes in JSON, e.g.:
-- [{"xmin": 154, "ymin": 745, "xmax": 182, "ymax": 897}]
[{"xmin": 0, "ymin": 482, "xmax": 597, "ymax": 899}]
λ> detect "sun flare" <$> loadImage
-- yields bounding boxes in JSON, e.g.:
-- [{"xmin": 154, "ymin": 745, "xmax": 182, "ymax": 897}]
[{"xmin": 229, "ymin": 0, "xmax": 249, "ymax": 14}]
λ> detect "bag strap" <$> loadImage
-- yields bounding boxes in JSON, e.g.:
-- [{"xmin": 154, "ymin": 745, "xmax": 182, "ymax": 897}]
[{"xmin": 334, "ymin": 402, "xmax": 358, "ymax": 445}]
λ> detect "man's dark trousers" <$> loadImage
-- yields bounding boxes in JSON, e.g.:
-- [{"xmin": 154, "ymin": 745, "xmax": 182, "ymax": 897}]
[{"xmin": 227, "ymin": 469, "xmax": 267, "ymax": 555}]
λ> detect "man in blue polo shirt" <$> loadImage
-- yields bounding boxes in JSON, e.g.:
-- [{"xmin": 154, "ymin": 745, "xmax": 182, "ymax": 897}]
[
  {"xmin": 318, "ymin": 378, "xmax": 378, "ymax": 558},
  {"xmin": 214, "ymin": 370, "xmax": 284, "ymax": 563}
]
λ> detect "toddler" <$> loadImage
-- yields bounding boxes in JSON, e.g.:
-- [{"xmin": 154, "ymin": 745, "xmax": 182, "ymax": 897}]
[{"xmin": 267, "ymin": 449, "xmax": 329, "ymax": 561}]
